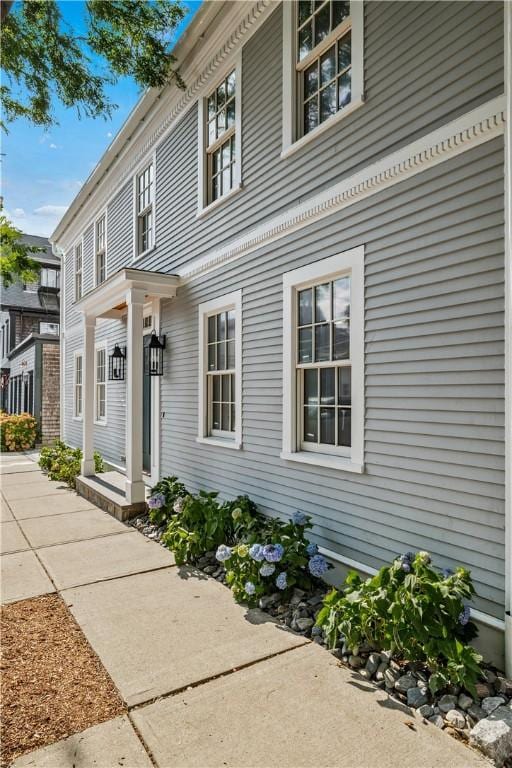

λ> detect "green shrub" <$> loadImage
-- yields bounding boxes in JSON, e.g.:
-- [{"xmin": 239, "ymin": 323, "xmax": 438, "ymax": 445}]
[
  {"xmin": 216, "ymin": 512, "xmax": 330, "ymax": 606},
  {"xmin": 38, "ymin": 441, "xmax": 104, "ymax": 488},
  {"xmin": 147, "ymin": 476, "xmax": 189, "ymax": 525},
  {"xmin": 315, "ymin": 551, "xmax": 482, "ymax": 695},
  {"xmin": 0, "ymin": 412, "xmax": 37, "ymax": 451}
]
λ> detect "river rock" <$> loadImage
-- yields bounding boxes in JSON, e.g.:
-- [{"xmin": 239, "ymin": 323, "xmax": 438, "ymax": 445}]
[
  {"xmin": 445, "ymin": 709, "xmax": 466, "ymax": 729},
  {"xmin": 482, "ymin": 696, "xmax": 507, "ymax": 715},
  {"xmin": 395, "ymin": 674, "xmax": 417, "ymax": 694},
  {"xmin": 469, "ymin": 706, "xmax": 512, "ymax": 767},
  {"xmin": 418, "ymin": 704, "xmax": 434, "ymax": 718},
  {"xmin": 438, "ymin": 694, "xmax": 458, "ymax": 713},
  {"xmin": 384, "ymin": 668, "xmax": 399, "ymax": 688},
  {"xmin": 495, "ymin": 676, "xmax": 512, "ymax": 698},
  {"xmin": 458, "ymin": 693, "xmax": 473, "ymax": 711},
  {"xmin": 348, "ymin": 655, "xmax": 365, "ymax": 669},
  {"xmin": 365, "ymin": 653, "xmax": 381, "ymax": 677},
  {"xmin": 407, "ymin": 687, "xmax": 428, "ymax": 708},
  {"xmin": 467, "ymin": 703, "xmax": 487, "ymax": 722},
  {"xmin": 375, "ymin": 661, "xmax": 388, "ymax": 681},
  {"xmin": 429, "ymin": 715, "xmax": 445, "ymax": 729}
]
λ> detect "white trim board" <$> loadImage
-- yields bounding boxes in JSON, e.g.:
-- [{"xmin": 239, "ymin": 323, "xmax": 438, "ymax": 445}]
[{"xmin": 179, "ymin": 95, "xmax": 505, "ymax": 282}]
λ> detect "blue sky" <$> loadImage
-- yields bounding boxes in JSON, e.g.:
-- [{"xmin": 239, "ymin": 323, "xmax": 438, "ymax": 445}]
[{"xmin": 1, "ymin": 0, "xmax": 201, "ymax": 238}]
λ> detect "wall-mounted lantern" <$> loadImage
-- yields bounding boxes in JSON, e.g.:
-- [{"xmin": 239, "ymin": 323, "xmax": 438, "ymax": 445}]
[
  {"xmin": 144, "ymin": 332, "xmax": 166, "ymax": 376},
  {"xmin": 108, "ymin": 344, "xmax": 126, "ymax": 381}
]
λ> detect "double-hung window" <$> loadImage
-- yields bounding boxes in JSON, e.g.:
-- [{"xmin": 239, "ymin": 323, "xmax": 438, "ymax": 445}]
[
  {"xmin": 94, "ymin": 344, "xmax": 107, "ymax": 423},
  {"xmin": 41, "ymin": 267, "xmax": 60, "ymax": 289},
  {"xmin": 95, "ymin": 215, "xmax": 106, "ymax": 285},
  {"xmin": 198, "ymin": 291, "xmax": 242, "ymax": 448},
  {"xmin": 199, "ymin": 56, "xmax": 242, "ymax": 212},
  {"xmin": 75, "ymin": 242, "xmax": 83, "ymax": 300},
  {"xmin": 136, "ymin": 163, "xmax": 154, "ymax": 256},
  {"xmin": 40, "ymin": 322, "xmax": 59, "ymax": 335},
  {"xmin": 282, "ymin": 0, "xmax": 364, "ymax": 153},
  {"xmin": 282, "ymin": 247, "xmax": 364, "ymax": 472},
  {"xmin": 74, "ymin": 352, "xmax": 83, "ymax": 419}
]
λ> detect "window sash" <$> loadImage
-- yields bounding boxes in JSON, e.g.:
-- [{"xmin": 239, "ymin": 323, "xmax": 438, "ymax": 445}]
[
  {"xmin": 96, "ymin": 251, "xmax": 106, "ymax": 285},
  {"xmin": 74, "ymin": 355, "xmax": 83, "ymax": 418},
  {"xmin": 205, "ymin": 69, "xmax": 237, "ymax": 205},
  {"xmin": 95, "ymin": 348, "xmax": 106, "ymax": 422},
  {"xmin": 137, "ymin": 209, "xmax": 153, "ymax": 254},
  {"xmin": 75, "ymin": 245, "xmax": 83, "ymax": 299}
]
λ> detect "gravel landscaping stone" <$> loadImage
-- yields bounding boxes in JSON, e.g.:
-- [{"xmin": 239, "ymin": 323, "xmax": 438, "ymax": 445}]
[
  {"xmin": 418, "ymin": 704, "xmax": 434, "ymax": 718},
  {"xmin": 445, "ymin": 710, "xmax": 466, "ymax": 729},
  {"xmin": 365, "ymin": 652, "xmax": 380, "ymax": 677},
  {"xmin": 467, "ymin": 704, "xmax": 487, "ymax": 722},
  {"xmin": 469, "ymin": 706, "xmax": 512, "ymax": 767},
  {"xmin": 407, "ymin": 687, "xmax": 428, "ymax": 708},
  {"xmin": 458, "ymin": 693, "xmax": 473, "ymax": 711},
  {"xmin": 438, "ymin": 694, "xmax": 458, "ymax": 713},
  {"xmin": 395, "ymin": 674, "xmax": 417, "ymax": 693},
  {"xmin": 348, "ymin": 655, "xmax": 365, "ymax": 669},
  {"xmin": 495, "ymin": 677, "xmax": 512, "ymax": 698},
  {"xmin": 429, "ymin": 715, "xmax": 445, "ymax": 729},
  {"xmin": 482, "ymin": 696, "xmax": 507, "ymax": 716}
]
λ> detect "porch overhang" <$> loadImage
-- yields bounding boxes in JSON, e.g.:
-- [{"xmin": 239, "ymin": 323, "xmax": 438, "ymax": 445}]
[{"xmin": 74, "ymin": 268, "xmax": 180, "ymax": 319}]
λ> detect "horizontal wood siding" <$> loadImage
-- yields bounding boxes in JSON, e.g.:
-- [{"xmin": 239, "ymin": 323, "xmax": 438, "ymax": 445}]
[
  {"xmin": 158, "ymin": 139, "xmax": 504, "ymax": 618},
  {"xmin": 107, "ymin": 181, "xmax": 133, "ymax": 277}
]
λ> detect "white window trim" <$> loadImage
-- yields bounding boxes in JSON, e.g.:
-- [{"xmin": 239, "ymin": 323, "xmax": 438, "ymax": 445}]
[
  {"xmin": 94, "ymin": 341, "xmax": 107, "ymax": 426},
  {"xmin": 94, "ymin": 210, "xmax": 108, "ymax": 287},
  {"xmin": 73, "ymin": 349, "xmax": 83, "ymax": 421},
  {"xmin": 281, "ymin": 245, "xmax": 364, "ymax": 473},
  {"xmin": 133, "ymin": 153, "xmax": 157, "ymax": 261},
  {"xmin": 197, "ymin": 289, "xmax": 242, "ymax": 449},
  {"xmin": 197, "ymin": 53, "xmax": 243, "ymax": 218},
  {"xmin": 282, "ymin": 0, "xmax": 365, "ymax": 159},
  {"xmin": 74, "ymin": 236, "xmax": 84, "ymax": 302}
]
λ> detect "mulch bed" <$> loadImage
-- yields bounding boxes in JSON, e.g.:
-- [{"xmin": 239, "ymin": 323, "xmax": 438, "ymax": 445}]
[{"xmin": 0, "ymin": 594, "xmax": 125, "ymax": 766}]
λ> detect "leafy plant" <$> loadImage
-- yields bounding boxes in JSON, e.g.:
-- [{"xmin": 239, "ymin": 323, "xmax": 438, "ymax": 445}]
[
  {"xmin": 216, "ymin": 512, "xmax": 330, "ymax": 606},
  {"xmin": 1, "ymin": 208, "xmax": 43, "ymax": 286},
  {"xmin": 147, "ymin": 475, "xmax": 189, "ymax": 525},
  {"xmin": 162, "ymin": 490, "xmax": 231, "ymax": 565},
  {"xmin": 38, "ymin": 441, "xmax": 104, "ymax": 488},
  {"xmin": 315, "ymin": 551, "xmax": 482, "ymax": 695},
  {"xmin": 0, "ymin": 411, "xmax": 37, "ymax": 451}
]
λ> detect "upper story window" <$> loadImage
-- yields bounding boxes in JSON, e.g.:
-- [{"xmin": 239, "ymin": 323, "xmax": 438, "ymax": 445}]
[
  {"xmin": 282, "ymin": 1, "xmax": 364, "ymax": 155},
  {"xmin": 198, "ymin": 56, "xmax": 242, "ymax": 214},
  {"xmin": 40, "ymin": 322, "xmax": 59, "ymax": 335},
  {"xmin": 136, "ymin": 163, "xmax": 154, "ymax": 256},
  {"xmin": 75, "ymin": 242, "xmax": 83, "ymax": 300},
  {"xmin": 95, "ymin": 214, "xmax": 106, "ymax": 285},
  {"xmin": 40, "ymin": 267, "xmax": 60, "ymax": 289},
  {"xmin": 281, "ymin": 247, "xmax": 364, "ymax": 473},
  {"xmin": 198, "ymin": 290, "xmax": 242, "ymax": 449}
]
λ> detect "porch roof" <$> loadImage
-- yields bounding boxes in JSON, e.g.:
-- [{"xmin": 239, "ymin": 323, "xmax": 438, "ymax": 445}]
[{"xmin": 74, "ymin": 268, "xmax": 180, "ymax": 319}]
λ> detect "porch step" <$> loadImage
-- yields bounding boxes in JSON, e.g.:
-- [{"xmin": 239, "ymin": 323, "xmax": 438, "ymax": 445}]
[{"xmin": 76, "ymin": 471, "xmax": 146, "ymax": 522}]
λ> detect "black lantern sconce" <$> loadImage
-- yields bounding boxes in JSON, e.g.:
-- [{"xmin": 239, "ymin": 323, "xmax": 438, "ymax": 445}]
[
  {"xmin": 108, "ymin": 344, "xmax": 126, "ymax": 381},
  {"xmin": 144, "ymin": 332, "xmax": 166, "ymax": 376}
]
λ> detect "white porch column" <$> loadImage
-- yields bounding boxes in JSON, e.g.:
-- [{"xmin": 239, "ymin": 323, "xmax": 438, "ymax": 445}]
[
  {"xmin": 81, "ymin": 314, "xmax": 96, "ymax": 476},
  {"xmin": 125, "ymin": 288, "xmax": 145, "ymax": 504}
]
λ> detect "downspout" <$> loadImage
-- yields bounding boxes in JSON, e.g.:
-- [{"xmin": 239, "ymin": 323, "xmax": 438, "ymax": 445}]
[{"xmin": 504, "ymin": 0, "xmax": 512, "ymax": 678}]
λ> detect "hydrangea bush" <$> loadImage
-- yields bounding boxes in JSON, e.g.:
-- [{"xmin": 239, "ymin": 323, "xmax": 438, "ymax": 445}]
[
  {"xmin": 39, "ymin": 441, "xmax": 104, "ymax": 488},
  {"xmin": 315, "ymin": 551, "xmax": 482, "ymax": 695},
  {"xmin": 216, "ymin": 512, "xmax": 330, "ymax": 606},
  {"xmin": 0, "ymin": 412, "xmax": 37, "ymax": 451},
  {"xmin": 147, "ymin": 475, "xmax": 189, "ymax": 525}
]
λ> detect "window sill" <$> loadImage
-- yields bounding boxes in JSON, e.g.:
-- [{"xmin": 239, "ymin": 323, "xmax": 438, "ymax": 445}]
[
  {"xmin": 281, "ymin": 96, "xmax": 365, "ymax": 160},
  {"xmin": 132, "ymin": 243, "xmax": 157, "ymax": 265},
  {"xmin": 94, "ymin": 420, "xmax": 107, "ymax": 427},
  {"xmin": 280, "ymin": 451, "xmax": 364, "ymax": 473},
  {"xmin": 196, "ymin": 436, "xmax": 242, "ymax": 450},
  {"xmin": 72, "ymin": 416, "xmax": 83, "ymax": 422},
  {"xmin": 196, "ymin": 183, "xmax": 243, "ymax": 219}
]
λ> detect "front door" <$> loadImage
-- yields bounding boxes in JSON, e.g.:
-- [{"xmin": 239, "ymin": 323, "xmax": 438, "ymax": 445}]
[{"xmin": 142, "ymin": 334, "xmax": 152, "ymax": 473}]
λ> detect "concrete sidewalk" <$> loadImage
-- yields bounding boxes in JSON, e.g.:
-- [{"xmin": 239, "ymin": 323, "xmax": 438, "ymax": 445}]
[{"xmin": 0, "ymin": 454, "xmax": 490, "ymax": 768}]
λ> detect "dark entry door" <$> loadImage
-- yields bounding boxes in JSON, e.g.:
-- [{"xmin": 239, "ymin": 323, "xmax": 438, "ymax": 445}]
[{"xmin": 142, "ymin": 334, "xmax": 152, "ymax": 473}]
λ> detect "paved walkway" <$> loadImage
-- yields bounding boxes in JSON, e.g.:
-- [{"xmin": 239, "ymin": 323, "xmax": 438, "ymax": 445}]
[{"xmin": 1, "ymin": 454, "xmax": 490, "ymax": 767}]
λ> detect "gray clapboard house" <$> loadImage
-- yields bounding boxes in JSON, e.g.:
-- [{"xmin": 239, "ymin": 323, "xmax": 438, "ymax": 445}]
[{"xmin": 51, "ymin": 1, "xmax": 511, "ymax": 672}]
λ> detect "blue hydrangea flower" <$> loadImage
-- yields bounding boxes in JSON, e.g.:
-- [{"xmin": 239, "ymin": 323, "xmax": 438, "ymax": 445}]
[
  {"xmin": 259, "ymin": 562, "xmax": 275, "ymax": 577},
  {"xmin": 306, "ymin": 542, "xmax": 318, "ymax": 557},
  {"xmin": 245, "ymin": 581, "xmax": 256, "ymax": 596},
  {"xmin": 249, "ymin": 543, "xmax": 265, "ymax": 562},
  {"xmin": 215, "ymin": 544, "xmax": 232, "ymax": 563},
  {"xmin": 458, "ymin": 605, "xmax": 471, "ymax": 626},
  {"xmin": 442, "ymin": 567, "xmax": 453, "ymax": 578},
  {"xmin": 262, "ymin": 543, "xmax": 284, "ymax": 563},
  {"xmin": 276, "ymin": 572, "xmax": 287, "ymax": 590},
  {"xmin": 148, "ymin": 492, "xmax": 165, "ymax": 510},
  {"xmin": 292, "ymin": 511, "xmax": 309, "ymax": 526},
  {"xmin": 308, "ymin": 554, "xmax": 329, "ymax": 578}
]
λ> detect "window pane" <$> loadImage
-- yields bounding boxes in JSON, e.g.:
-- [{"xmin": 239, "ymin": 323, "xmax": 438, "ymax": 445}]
[
  {"xmin": 338, "ymin": 30, "xmax": 351, "ymax": 70},
  {"xmin": 304, "ymin": 62, "xmax": 318, "ymax": 99},
  {"xmin": 315, "ymin": 324, "xmax": 330, "ymax": 362},
  {"xmin": 304, "ymin": 368, "xmax": 318, "ymax": 404},
  {"xmin": 333, "ymin": 0, "xmax": 350, "ymax": 27},
  {"xmin": 338, "ymin": 408, "xmax": 351, "ymax": 446},
  {"xmin": 320, "ymin": 367, "xmax": 335, "ymax": 405},
  {"xmin": 218, "ymin": 341, "xmax": 226, "ymax": 370},
  {"xmin": 230, "ymin": 403, "xmax": 235, "ymax": 432},
  {"xmin": 212, "ymin": 402, "xmax": 221, "ymax": 431},
  {"xmin": 217, "ymin": 80, "xmax": 226, "ymax": 107},
  {"xmin": 298, "ymin": 288, "xmax": 313, "ymax": 326},
  {"xmin": 315, "ymin": 283, "xmax": 330, "ymax": 322},
  {"xmin": 333, "ymin": 276, "xmax": 350, "ymax": 319},
  {"xmin": 227, "ymin": 309, "xmax": 235, "ymax": 339},
  {"xmin": 217, "ymin": 110, "xmax": 226, "ymax": 135},
  {"xmin": 320, "ymin": 46, "xmax": 336, "ymax": 86},
  {"xmin": 320, "ymin": 407, "xmax": 335, "ymax": 444},
  {"xmin": 333, "ymin": 320, "xmax": 350, "ymax": 360},
  {"xmin": 298, "ymin": 0, "xmax": 312, "ymax": 26},
  {"xmin": 298, "ymin": 21, "xmax": 313, "ymax": 60},
  {"xmin": 222, "ymin": 403, "xmax": 230, "ymax": 431},
  {"xmin": 338, "ymin": 366, "xmax": 351, "ymax": 405},
  {"xmin": 212, "ymin": 375, "xmax": 221, "ymax": 402},
  {"xmin": 304, "ymin": 96, "xmax": 319, "ymax": 134},
  {"xmin": 338, "ymin": 69, "xmax": 351, "ymax": 108},
  {"xmin": 208, "ymin": 344, "xmax": 216, "ymax": 371},
  {"xmin": 222, "ymin": 167, "xmax": 231, "ymax": 195},
  {"xmin": 226, "ymin": 99, "xmax": 235, "ymax": 128},
  {"xmin": 222, "ymin": 374, "xmax": 230, "ymax": 402},
  {"xmin": 208, "ymin": 119, "xmax": 216, "ymax": 144},
  {"xmin": 314, "ymin": 2, "xmax": 330, "ymax": 45},
  {"xmin": 226, "ymin": 71, "xmax": 236, "ymax": 97},
  {"xmin": 227, "ymin": 339, "xmax": 235, "ymax": 369},
  {"xmin": 298, "ymin": 326, "xmax": 312, "ymax": 363},
  {"xmin": 217, "ymin": 312, "xmax": 226, "ymax": 340},
  {"xmin": 304, "ymin": 405, "xmax": 318, "ymax": 442},
  {"xmin": 208, "ymin": 315, "xmax": 216, "ymax": 343},
  {"xmin": 320, "ymin": 81, "xmax": 337, "ymax": 122}
]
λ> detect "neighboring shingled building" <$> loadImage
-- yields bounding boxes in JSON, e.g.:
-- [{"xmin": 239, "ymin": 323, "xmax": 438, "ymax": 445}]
[{"xmin": 0, "ymin": 234, "xmax": 61, "ymax": 444}]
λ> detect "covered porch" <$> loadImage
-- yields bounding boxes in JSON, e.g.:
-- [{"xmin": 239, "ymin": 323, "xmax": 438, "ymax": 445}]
[{"xmin": 74, "ymin": 268, "xmax": 179, "ymax": 516}]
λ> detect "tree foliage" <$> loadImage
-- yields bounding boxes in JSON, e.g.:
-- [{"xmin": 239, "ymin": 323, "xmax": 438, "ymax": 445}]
[
  {"xmin": 0, "ymin": 208, "xmax": 43, "ymax": 286},
  {"xmin": 0, "ymin": 0, "xmax": 185, "ymax": 129}
]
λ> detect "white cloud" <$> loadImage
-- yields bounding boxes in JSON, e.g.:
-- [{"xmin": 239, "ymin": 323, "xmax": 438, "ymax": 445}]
[
  {"xmin": 34, "ymin": 205, "xmax": 68, "ymax": 217},
  {"xmin": 13, "ymin": 207, "xmax": 25, "ymax": 217},
  {"xmin": 107, "ymin": 131, "xmax": 112, "ymax": 138},
  {"xmin": 49, "ymin": 142, "xmax": 58, "ymax": 149}
]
